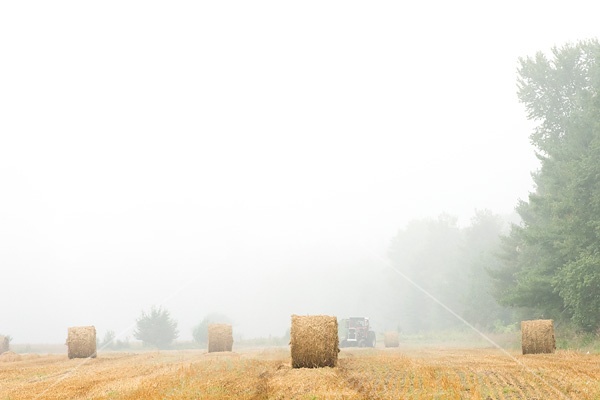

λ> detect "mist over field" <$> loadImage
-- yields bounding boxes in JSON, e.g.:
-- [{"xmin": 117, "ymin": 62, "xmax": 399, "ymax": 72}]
[{"xmin": 1, "ymin": 1, "xmax": 599, "ymax": 345}]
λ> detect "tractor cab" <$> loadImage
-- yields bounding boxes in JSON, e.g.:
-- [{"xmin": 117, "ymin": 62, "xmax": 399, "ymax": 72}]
[{"xmin": 339, "ymin": 317, "xmax": 376, "ymax": 348}]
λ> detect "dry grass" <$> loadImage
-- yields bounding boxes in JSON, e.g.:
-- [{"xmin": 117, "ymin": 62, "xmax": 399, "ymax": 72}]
[
  {"xmin": 521, "ymin": 319, "xmax": 555, "ymax": 355},
  {"xmin": 290, "ymin": 314, "xmax": 339, "ymax": 368},
  {"xmin": 0, "ymin": 346, "xmax": 599, "ymax": 399},
  {"xmin": 0, "ymin": 351, "xmax": 21, "ymax": 362}
]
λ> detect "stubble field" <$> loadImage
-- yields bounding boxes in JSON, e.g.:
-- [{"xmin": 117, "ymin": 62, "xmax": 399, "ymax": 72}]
[{"xmin": 1, "ymin": 345, "xmax": 599, "ymax": 399}]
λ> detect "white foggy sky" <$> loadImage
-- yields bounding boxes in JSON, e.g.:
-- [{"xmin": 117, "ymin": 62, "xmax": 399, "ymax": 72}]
[{"xmin": 1, "ymin": 1, "xmax": 599, "ymax": 343}]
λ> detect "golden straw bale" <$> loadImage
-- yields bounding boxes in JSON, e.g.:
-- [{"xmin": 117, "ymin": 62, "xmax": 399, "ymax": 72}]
[
  {"xmin": 67, "ymin": 326, "xmax": 97, "ymax": 359},
  {"xmin": 0, "ymin": 335, "xmax": 9, "ymax": 354},
  {"xmin": 290, "ymin": 315, "xmax": 339, "ymax": 368},
  {"xmin": 208, "ymin": 324, "xmax": 233, "ymax": 353},
  {"xmin": 521, "ymin": 319, "xmax": 556, "ymax": 355},
  {"xmin": 383, "ymin": 331, "xmax": 399, "ymax": 348}
]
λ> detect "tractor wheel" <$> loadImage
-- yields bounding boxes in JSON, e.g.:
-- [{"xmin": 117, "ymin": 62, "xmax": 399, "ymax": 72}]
[{"xmin": 358, "ymin": 339, "xmax": 366, "ymax": 348}]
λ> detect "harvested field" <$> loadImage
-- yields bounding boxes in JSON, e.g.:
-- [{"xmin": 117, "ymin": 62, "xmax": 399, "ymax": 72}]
[
  {"xmin": 0, "ymin": 345, "xmax": 598, "ymax": 399},
  {"xmin": 0, "ymin": 351, "xmax": 21, "ymax": 362}
]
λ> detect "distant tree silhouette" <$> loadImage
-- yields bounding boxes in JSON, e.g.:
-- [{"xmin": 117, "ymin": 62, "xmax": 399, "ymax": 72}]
[{"xmin": 134, "ymin": 306, "xmax": 179, "ymax": 349}]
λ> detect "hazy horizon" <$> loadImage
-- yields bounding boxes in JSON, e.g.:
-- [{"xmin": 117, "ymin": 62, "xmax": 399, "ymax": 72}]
[{"xmin": 2, "ymin": 1, "xmax": 599, "ymax": 344}]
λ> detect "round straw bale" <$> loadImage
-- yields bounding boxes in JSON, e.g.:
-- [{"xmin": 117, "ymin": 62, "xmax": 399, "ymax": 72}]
[
  {"xmin": 521, "ymin": 319, "xmax": 555, "ymax": 355},
  {"xmin": 208, "ymin": 324, "xmax": 233, "ymax": 353},
  {"xmin": 0, "ymin": 335, "xmax": 9, "ymax": 355},
  {"xmin": 383, "ymin": 331, "xmax": 399, "ymax": 348},
  {"xmin": 290, "ymin": 314, "xmax": 339, "ymax": 368},
  {"xmin": 67, "ymin": 326, "xmax": 97, "ymax": 359}
]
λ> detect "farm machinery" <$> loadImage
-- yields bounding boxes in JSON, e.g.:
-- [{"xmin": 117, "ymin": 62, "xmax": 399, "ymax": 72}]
[{"xmin": 339, "ymin": 317, "xmax": 376, "ymax": 348}]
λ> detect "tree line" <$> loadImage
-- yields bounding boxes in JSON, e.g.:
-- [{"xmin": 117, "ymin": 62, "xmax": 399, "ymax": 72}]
[
  {"xmin": 386, "ymin": 211, "xmax": 515, "ymax": 333},
  {"xmin": 99, "ymin": 308, "xmax": 231, "ymax": 350},
  {"xmin": 387, "ymin": 39, "xmax": 600, "ymax": 334},
  {"xmin": 491, "ymin": 39, "xmax": 600, "ymax": 332}
]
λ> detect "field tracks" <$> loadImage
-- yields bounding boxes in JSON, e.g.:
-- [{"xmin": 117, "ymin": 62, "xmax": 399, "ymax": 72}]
[{"xmin": 1, "ymin": 347, "xmax": 599, "ymax": 399}]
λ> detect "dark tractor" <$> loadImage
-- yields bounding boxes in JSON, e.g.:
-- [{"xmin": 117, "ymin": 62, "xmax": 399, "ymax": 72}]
[{"xmin": 339, "ymin": 317, "xmax": 376, "ymax": 348}]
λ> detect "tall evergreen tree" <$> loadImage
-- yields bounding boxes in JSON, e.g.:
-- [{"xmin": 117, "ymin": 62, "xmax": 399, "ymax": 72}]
[{"xmin": 492, "ymin": 39, "xmax": 600, "ymax": 331}]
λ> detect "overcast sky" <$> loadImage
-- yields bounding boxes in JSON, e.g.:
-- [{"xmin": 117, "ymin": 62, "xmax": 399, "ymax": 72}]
[{"xmin": 2, "ymin": 1, "xmax": 599, "ymax": 344}]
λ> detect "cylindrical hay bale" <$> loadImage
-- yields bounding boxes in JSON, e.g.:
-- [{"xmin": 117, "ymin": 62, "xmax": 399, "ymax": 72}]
[
  {"xmin": 208, "ymin": 324, "xmax": 233, "ymax": 353},
  {"xmin": 290, "ymin": 315, "xmax": 339, "ymax": 368},
  {"xmin": 521, "ymin": 319, "xmax": 556, "ymax": 355},
  {"xmin": 67, "ymin": 326, "xmax": 97, "ymax": 359},
  {"xmin": 0, "ymin": 335, "xmax": 9, "ymax": 355},
  {"xmin": 384, "ymin": 331, "xmax": 399, "ymax": 348}
]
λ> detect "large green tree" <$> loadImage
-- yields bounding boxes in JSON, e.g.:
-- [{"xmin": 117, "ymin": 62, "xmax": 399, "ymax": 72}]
[{"xmin": 492, "ymin": 39, "xmax": 600, "ymax": 331}]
